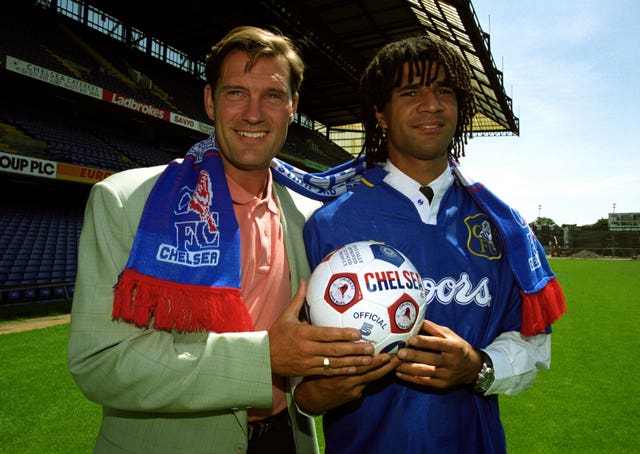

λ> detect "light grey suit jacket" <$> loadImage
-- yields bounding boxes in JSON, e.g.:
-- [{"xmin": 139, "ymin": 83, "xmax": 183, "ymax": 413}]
[{"xmin": 68, "ymin": 164, "xmax": 321, "ymax": 453}]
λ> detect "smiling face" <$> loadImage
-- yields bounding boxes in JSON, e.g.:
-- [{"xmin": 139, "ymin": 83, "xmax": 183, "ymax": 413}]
[
  {"xmin": 204, "ymin": 49, "xmax": 298, "ymax": 177},
  {"xmin": 377, "ymin": 61, "xmax": 458, "ymax": 179}
]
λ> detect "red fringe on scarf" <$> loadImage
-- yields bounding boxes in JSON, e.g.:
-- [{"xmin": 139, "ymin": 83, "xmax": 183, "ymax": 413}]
[
  {"xmin": 112, "ymin": 268, "xmax": 254, "ymax": 333},
  {"xmin": 520, "ymin": 277, "xmax": 567, "ymax": 337}
]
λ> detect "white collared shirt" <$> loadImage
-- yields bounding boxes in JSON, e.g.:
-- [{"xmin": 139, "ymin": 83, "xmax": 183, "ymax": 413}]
[{"xmin": 383, "ymin": 160, "xmax": 453, "ymax": 225}]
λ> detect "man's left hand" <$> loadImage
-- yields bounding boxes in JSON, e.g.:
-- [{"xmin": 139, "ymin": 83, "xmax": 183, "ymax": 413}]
[{"xmin": 395, "ymin": 319, "xmax": 482, "ymax": 389}]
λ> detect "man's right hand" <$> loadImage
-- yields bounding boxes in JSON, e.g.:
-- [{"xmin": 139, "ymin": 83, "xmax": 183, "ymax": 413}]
[
  {"xmin": 293, "ymin": 354, "xmax": 401, "ymax": 414},
  {"xmin": 268, "ymin": 280, "xmax": 376, "ymax": 377}
]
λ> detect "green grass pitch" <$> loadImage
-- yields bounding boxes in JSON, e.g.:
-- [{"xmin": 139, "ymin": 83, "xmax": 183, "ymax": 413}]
[{"xmin": 1, "ymin": 259, "xmax": 638, "ymax": 453}]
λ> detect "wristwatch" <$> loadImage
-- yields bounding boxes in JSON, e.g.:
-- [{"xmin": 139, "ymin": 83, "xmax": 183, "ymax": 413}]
[{"xmin": 473, "ymin": 349, "xmax": 495, "ymax": 393}]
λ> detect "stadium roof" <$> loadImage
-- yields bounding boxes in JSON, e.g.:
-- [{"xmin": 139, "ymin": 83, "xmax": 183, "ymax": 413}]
[{"xmin": 83, "ymin": 0, "xmax": 518, "ymax": 136}]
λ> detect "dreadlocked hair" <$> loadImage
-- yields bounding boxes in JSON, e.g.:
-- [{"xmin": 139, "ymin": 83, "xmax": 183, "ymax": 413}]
[{"xmin": 359, "ymin": 33, "xmax": 476, "ymax": 167}]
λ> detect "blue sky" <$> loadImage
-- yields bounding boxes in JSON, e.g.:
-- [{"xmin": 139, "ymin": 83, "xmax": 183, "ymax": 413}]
[{"xmin": 461, "ymin": 0, "xmax": 639, "ymax": 226}]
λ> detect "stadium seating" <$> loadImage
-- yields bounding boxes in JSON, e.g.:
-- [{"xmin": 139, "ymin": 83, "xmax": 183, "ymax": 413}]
[
  {"xmin": 0, "ymin": 3, "xmax": 354, "ymax": 318},
  {"xmin": 0, "ymin": 183, "xmax": 84, "ymax": 317}
]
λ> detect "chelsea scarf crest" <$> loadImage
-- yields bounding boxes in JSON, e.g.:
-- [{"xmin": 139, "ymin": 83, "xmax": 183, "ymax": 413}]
[{"xmin": 112, "ymin": 135, "xmax": 253, "ymax": 333}]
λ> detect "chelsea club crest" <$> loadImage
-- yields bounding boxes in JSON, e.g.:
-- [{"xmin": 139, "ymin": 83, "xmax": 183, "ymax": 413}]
[{"xmin": 464, "ymin": 213, "xmax": 502, "ymax": 260}]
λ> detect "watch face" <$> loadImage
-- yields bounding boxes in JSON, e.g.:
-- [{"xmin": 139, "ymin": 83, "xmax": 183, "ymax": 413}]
[
  {"xmin": 474, "ymin": 363, "xmax": 495, "ymax": 392},
  {"xmin": 483, "ymin": 366, "xmax": 495, "ymax": 385}
]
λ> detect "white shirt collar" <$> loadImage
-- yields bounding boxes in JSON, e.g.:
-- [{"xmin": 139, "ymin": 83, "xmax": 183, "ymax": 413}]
[{"xmin": 383, "ymin": 160, "xmax": 454, "ymax": 225}]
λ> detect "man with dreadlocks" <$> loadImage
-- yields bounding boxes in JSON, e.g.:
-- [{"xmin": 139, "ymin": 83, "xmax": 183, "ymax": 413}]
[{"xmin": 292, "ymin": 34, "xmax": 566, "ymax": 453}]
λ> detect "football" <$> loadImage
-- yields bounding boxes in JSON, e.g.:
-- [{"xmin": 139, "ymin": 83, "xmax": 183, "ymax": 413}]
[{"xmin": 306, "ymin": 241, "xmax": 427, "ymax": 354}]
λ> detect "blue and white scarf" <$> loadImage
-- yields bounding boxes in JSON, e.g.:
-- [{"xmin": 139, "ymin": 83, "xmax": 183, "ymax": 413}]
[
  {"xmin": 113, "ymin": 135, "xmax": 253, "ymax": 333},
  {"xmin": 114, "ymin": 133, "xmax": 564, "ymax": 335}
]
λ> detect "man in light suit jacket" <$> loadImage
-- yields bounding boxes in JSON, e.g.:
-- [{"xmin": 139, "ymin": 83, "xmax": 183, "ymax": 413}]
[{"xmin": 68, "ymin": 26, "xmax": 379, "ymax": 453}]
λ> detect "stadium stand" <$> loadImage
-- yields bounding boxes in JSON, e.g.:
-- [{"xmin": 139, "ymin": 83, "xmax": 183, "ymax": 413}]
[
  {"xmin": 0, "ymin": 2, "xmax": 354, "ymax": 318},
  {"xmin": 6, "ymin": 0, "xmax": 586, "ymax": 317},
  {"xmin": 0, "ymin": 174, "xmax": 85, "ymax": 317}
]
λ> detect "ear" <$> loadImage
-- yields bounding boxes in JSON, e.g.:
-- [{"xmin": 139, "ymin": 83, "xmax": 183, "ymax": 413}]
[
  {"xmin": 375, "ymin": 106, "xmax": 388, "ymax": 129},
  {"xmin": 289, "ymin": 93, "xmax": 299, "ymax": 124},
  {"xmin": 204, "ymin": 84, "xmax": 215, "ymax": 121}
]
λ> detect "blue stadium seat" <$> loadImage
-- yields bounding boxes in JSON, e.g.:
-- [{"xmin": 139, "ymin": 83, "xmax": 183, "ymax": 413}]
[
  {"xmin": 6, "ymin": 273, "xmax": 23, "ymax": 286},
  {"xmin": 22, "ymin": 273, "xmax": 37, "ymax": 285},
  {"xmin": 7, "ymin": 290, "xmax": 21, "ymax": 302}
]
